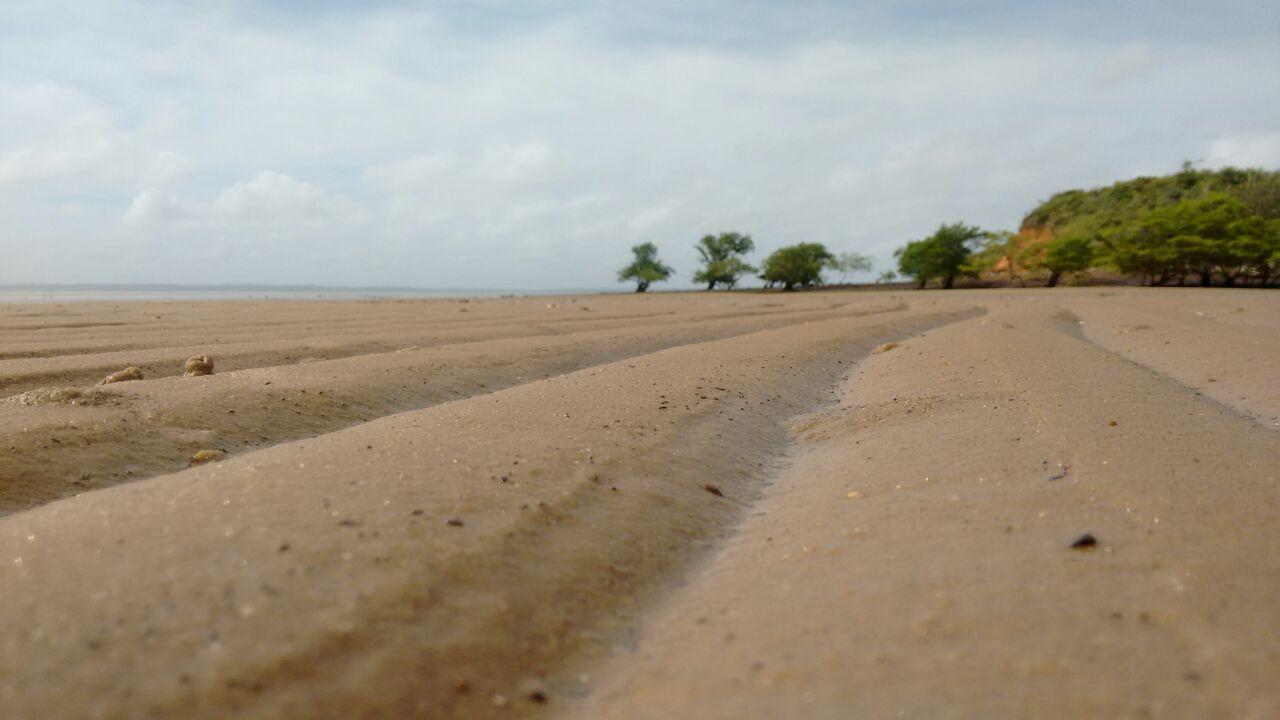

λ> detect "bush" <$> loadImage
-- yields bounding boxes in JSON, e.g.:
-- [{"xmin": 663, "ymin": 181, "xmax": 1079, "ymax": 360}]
[
  {"xmin": 760, "ymin": 243, "xmax": 833, "ymax": 290},
  {"xmin": 894, "ymin": 222, "xmax": 985, "ymax": 289}
]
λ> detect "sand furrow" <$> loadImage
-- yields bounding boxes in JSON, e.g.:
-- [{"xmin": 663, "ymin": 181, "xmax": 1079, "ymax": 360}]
[
  {"xmin": 0, "ymin": 305, "xmax": 978, "ymax": 719},
  {"xmin": 0, "ymin": 297, "xmax": 890, "ymax": 391},
  {"xmin": 1060, "ymin": 293, "xmax": 1280, "ymax": 430},
  {"xmin": 0, "ymin": 300, "xmax": 905, "ymax": 513},
  {"xmin": 564, "ymin": 300, "xmax": 1280, "ymax": 720}
]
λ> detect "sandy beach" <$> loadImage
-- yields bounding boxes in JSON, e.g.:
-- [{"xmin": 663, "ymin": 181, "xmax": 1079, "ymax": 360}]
[{"xmin": 2, "ymin": 288, "xmax": 1278, "ymax": 719}]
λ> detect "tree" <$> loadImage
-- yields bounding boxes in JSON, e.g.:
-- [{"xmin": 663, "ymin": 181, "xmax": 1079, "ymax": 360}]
[
  {"xmin": 693, "ymin": 232, "xmax": 756, "ymax": 289},
  {"xmin": 1248, "ymin": 219, "xmax": 1280, "ymax": 287},
  {"xmin": 894, "ymin": 241, "xmax": 933, "ymax": 289},
  {"xmin": 1232, "ymin": 172, "xmax": 1280, "ymax": 220},
  {"xmin": 894, "ymin": 222, "xmax": 985, "ymax": 289},
  {"xmin": 828, "ymin": 251, "xmax": 873, "ymax": 283},
  {"xmin": 760, "ymin": 243, "xmax": 833, "ymax": 290},
  {"xmin": 695, "ymin": 256, "xmax": 757, "ymax": 289},
  {"xmin": 617, "ymin": 242, "xmax": 673, "ymax": 293},
  {"xmin": 1265, "ymin": 220, "xmax": 1280, "ymax": 286},
  {"xmin": 1112, "ymin": 193, "xmax": 1259, "ymax": 286},
  {"xmin": 1039, "ymin": 233, "xmax": 1094, "ymax": 287},
  {"xmin": 877, "ymin": 270, "xmax": 897, "ymax": 284}
]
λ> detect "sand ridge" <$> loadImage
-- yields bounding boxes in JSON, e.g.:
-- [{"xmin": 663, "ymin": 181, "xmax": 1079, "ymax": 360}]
[
  {"xmin": 0, "ymin": 297, "xmax": 975, "ymax": 719},
  {"xmin": 0, "ymin": 294, "xmax": 904, "ymax": 512}
]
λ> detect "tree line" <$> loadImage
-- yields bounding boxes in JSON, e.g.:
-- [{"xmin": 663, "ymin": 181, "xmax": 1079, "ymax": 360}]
[
  {"xmin": 895, "ymin": 165, "xmax": 1280, "ymax": 289},
  {"xmin": 618, "ymin": 165, "xmax": 1278, "ymax": 293},
  {"xmin": 619, "ymin": 233, "xmax": 878, "ymax": 292}
]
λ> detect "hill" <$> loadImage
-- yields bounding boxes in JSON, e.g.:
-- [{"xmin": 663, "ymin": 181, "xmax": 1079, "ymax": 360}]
[{"xmin": 1001, "ymin": 164, "xmax": 1280, "ymax": 286}]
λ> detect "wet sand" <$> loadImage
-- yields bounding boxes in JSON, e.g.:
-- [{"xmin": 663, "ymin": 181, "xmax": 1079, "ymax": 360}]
[{"xmin": 1, "ymin": 289, "xmax": 1277, "ymax": 718}]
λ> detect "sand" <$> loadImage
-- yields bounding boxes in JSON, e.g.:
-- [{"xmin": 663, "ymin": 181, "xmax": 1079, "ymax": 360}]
[{"xmin": 1, "ymin": 288, "xmax": 1277, "ymax": 719}]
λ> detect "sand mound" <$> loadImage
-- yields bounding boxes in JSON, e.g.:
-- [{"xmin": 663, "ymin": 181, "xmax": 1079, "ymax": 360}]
[
  {"xmin": 99, "ymin": 366, "xmax": 143, "ymax": 384},
  {"xmin": 184, "ymin": 355, "xmax": 215, "ymax": 376}
]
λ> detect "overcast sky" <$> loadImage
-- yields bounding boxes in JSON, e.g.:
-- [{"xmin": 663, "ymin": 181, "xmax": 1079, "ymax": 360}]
[{"xmin": 2, "ymin": 1, "xmax": 1278, "ymax": 289}]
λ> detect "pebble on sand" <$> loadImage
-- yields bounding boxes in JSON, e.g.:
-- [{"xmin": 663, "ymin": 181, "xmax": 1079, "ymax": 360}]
[
  {"xmin": 518, "ymin": 678, "xmax": 549, "ymax": 704},
  {"xmin": 191, "ymin": 449, "xmax": 226, "ymax": 464},
  {"xmin": 184, "ymin": 355, "xmax": 215, "ymax": 376},
  {"xmin": 99, "ymin": 367, "xmax": 144, "ymax": 385},
  {"xmin": 1070, "ymin": 533, "xmax": 1098, "ymax": 550}
]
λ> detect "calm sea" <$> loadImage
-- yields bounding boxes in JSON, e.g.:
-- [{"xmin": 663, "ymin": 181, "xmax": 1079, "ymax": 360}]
[{"xmin": 0, "ymin": 287, "xmax": 606, "ymax": 304}]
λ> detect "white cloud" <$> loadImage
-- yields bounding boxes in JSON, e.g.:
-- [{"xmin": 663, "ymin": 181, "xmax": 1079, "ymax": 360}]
[
  {"xmin": 364, "ymin": 143, "xmax": 570, "ymax": 236},
  {"xmin": 142, "ymin": 152, "xmax": 194, "ymax": 188},
  {"xmin": 123, "ymin": 188, "xmax": 189, "ymax": 226},
  {"xmin": 123, "ymin": 171, "xmax": 359, "ymax": 252},
  {"xmin": 628, "ymin": 204, "xmax": 677, "ymax": 233},
  {"xmin": 212, "ymin": 171, "xmax": 359, "ymax": 226},
  {"xmin": 1206, "ymin": 132, "xmax": 1280, "ymax": 169}
]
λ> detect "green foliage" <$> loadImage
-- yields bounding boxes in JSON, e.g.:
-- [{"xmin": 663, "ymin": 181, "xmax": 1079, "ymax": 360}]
[
  {"xmin": 964, "ymin": 230, "xmax": 1015, "ymax": 276},
  {"xmin": 1111, "ymin": 193, "xmax": 1263, "ymax": 285},
  {"xmin": 1039, "ymin": 233, "xmax": 1094, "ymax": 287},
  {"xmin": 760, "ymin": 243, "xmax": 834, "ymax": 290},
  {"xmin": 829, "ymin": 251, "xmax": 874, "ymax": 282},
  {"xmin": 894, "ymin": 222, "xmax": 985, "ymax": 289},
  {"xmin": 693, "ymin": 232, "xmax": 756, "ymax": 289},
  {"xmin": 1023, "ymin": 165, "xmax": 1280, "ymax": 287},
  {"xmin": 1230, "ymin": 172, "xmax": 1280, "ymax": 220},
  {"xmin": 877, "ymin": 270, "xmax": 897, "ymax": 284},
  {"xmin": 617, "ymin": 242, "xmax": 673, "ymax": 292},
  {"xmin": 1023, "ymin": 165, "xmax": 1279, "ymax": 232}
]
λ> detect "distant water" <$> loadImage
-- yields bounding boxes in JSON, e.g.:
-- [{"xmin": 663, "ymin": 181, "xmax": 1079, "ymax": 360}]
[{"xmin": 0, "ymin": 286, "xmax": 608, "ymax": 304}]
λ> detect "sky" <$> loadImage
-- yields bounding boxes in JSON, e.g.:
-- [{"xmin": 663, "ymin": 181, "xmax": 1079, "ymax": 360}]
[{"xmin": 2, "ymin": 1, "xmax": 1278, "ymax": 290}]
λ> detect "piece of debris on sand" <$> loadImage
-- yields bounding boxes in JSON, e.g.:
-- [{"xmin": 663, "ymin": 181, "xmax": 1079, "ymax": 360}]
[
  {"xmin": 100, "ymin": 367, "xmax": 144, "ymax": 385},
  {"xmin": 184, "ymin": 355, "xmax": 215, "ymax": 377},
  {"xmin": 873, "ymin": 342, "xmax": 899, "ymax": 354},
  {"xmin": 703, "ymin": 484, "xmax": 724, "ymax": 497},
  {"xmin": 190, "ymin": 449, "xmax": 227, "ymax": 464},
  {"xmin": 1069, "ymin": 533, "xmax": 1098, "ymax": 550}
]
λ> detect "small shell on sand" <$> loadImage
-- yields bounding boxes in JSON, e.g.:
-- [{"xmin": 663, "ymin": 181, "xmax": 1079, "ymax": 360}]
[
  {"xmin": 191, "ymin": 449, "xmax": 226, "ymax": 464},
  {"xmin": 184, "ymin": 355, "xmax": 215, "ymax": 377},
  {"xmin": 873, "ymin": 342, "xmax": 899, "ymax": 354},
  {"xmin": 100, "ymin": 367, "xmax": 144, "ymax": 385}
]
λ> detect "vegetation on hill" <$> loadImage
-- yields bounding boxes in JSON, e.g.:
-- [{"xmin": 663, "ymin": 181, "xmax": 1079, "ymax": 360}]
[
  {"xmin": 1014, "ymin": 164, "xmax": 1280, "ymax": 287},
  {"xmin": 616, "ymin": 164, "xmax": 1279, "ymax": 294},
  {"xmin": 893, "ymin": 165, "xmax": 1280, "ymax": 289}
]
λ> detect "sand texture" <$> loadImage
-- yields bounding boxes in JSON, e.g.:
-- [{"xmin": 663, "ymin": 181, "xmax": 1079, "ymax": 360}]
[{"xmin": 1, "ymin": 289, "xmax": 1277, "ymax": 719}]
